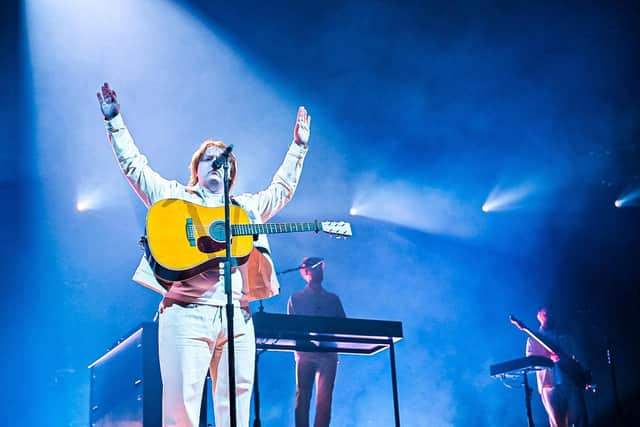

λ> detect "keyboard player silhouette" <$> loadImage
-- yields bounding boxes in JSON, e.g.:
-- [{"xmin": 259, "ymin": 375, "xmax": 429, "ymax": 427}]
[{"xmin": 287, "ymin": 257, "xmax": 346, "ymax": 427}]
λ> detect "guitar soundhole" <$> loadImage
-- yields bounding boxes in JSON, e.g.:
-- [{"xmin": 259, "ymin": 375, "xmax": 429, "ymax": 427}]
[
  {"xmin": 197, "ymin": 236, "xmax": 218, "ymax": 253},
  {"xmin": 209, "ymin": 221, "xmax": 226, "ymax": 242}
]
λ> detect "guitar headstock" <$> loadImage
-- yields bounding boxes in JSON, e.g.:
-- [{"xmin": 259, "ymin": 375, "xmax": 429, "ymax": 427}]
[
  {"xmin": 320, "ymin": 221, "xmax": 352, "ymax": 238},
  {"xmin": 509, "ymin": 314, "xmax": 527, "ymax": 331}
]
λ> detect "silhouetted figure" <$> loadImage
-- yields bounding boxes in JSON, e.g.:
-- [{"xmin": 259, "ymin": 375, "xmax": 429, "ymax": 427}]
[
  {"xmin": 287, "ymin": 257, "xmax": 346, "ymax": 427},
  {"xmin": 525, "ymin": 307, "xmax": 588, "ymax": 427}
]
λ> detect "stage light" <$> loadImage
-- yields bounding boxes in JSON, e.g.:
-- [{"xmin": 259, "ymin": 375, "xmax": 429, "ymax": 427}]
[
  {"xmin": 76, "ymin": 201, "xmax": 89, "ymax": 211},
  {"xmin": 76, "ymin": 188, "xmax": 103, "ymax": 212},
  {"xmin": 482, "ymin": 182, "xmax": 536, "ymax": 212},
  {"xmin": 614, "ymin": 189, "xmax": 640, "ymax": 208},
  {"xmin": 349, "ymin": 207, "xmax": 358, "ymax": 216},
  {"xmin": 76, "ymin": 194, "xmax": 97, "ymax": 211}
]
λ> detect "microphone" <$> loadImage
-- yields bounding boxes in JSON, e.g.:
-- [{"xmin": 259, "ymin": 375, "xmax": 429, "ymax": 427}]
[
  {"xmin": 276, "ymin": 257, "xmax": 325, "ymax": 276},
  {"xmin": 212, "ymin": 144, "xmax": 234, "ymax": 170},
  {"xmin": 305, "ymin": 258, "xmax": 325, "ymax": 269}
]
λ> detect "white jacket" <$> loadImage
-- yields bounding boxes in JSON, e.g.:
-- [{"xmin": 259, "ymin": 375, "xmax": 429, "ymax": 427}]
[{"xmin": 105, "ymin": 113, "xmax": 308, "ymax": 304}]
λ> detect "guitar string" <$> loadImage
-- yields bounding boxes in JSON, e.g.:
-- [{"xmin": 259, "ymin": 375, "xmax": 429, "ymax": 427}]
[
  {"xmin": 191, "ymin": 223, "xmax": 322, "ymax": 229},
  {"xmin": 191, "ymin": 224, "xmax": 321, "ymax": 234}
]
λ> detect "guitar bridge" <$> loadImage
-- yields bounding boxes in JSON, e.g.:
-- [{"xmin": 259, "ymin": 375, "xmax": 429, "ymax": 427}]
[{"xmin": 185, "ymin": 218, "xmax": 196, "ymax": 247}]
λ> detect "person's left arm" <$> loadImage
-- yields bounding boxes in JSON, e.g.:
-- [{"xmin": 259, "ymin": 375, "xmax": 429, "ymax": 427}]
[{"xmin": 248, "ymin": 106, "xmax": 311, "ymax": 222}]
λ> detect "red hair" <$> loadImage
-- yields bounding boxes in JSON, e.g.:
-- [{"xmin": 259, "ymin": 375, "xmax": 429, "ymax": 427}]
[{"xmin": 187, "ymin": 139, "xmax": 238, "ymax": 190}]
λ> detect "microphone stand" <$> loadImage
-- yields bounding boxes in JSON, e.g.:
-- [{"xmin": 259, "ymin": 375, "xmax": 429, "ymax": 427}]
[
  {"xmin": 578, "ymin": 308, "xmax": 623, "ymax": 424},
  {"xmin": 222, "ymin": 152, "xmax": 238, "ymax": 427},
  {"xmin": 523, "ymin": 372, "xmax": 534, "ymax": 427},
  {"xmin": 252, "ymin": 349, "xmax": 266, "ymax": 427},
  {"xmin": 605, "ymin": 335, "xmax": 622, "ymax": 424}
]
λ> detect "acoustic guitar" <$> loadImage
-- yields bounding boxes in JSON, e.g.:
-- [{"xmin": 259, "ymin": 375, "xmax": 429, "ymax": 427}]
[{"xmin": 144, "ymin": 198, "xmax": 352, "ymax": 281}]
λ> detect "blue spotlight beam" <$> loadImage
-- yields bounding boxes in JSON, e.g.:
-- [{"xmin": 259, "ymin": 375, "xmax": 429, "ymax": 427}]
[{"xmin": 615, "ymin": 189, "xmax": 640, "ymax": 207}]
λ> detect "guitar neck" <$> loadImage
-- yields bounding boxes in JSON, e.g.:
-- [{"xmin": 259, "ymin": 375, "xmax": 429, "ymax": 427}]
[
  {"xmin": 522, "ymin": 327, "xmax": 557, "ymax": 355},
  {"xmin": 510, "ymin": 315, "xmax": 560, "ymax": 356},
  {"xmin": 231, "ymin": 222, "xmax": 320, "ymax": 236}
]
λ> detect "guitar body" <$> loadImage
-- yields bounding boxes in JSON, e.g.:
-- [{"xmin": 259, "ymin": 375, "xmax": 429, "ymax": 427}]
[{"xmin": 146, "ymin": 199, "xmax": 254, "ymax": 281}]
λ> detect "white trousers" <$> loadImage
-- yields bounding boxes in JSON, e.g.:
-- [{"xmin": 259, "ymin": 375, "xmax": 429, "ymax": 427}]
[
  {"xmin": 540, "ymin": 384, "xmax": 588, "ymax": 427},
  {"xmin": 158, "ymin": 303, "xmax": 256, "ymax": 427}
]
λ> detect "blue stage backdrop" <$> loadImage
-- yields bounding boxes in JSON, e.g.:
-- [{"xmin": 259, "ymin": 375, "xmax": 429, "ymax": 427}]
[{"xmin": 1, "ymin": 0, "xmax": 639, "ymax": 425}]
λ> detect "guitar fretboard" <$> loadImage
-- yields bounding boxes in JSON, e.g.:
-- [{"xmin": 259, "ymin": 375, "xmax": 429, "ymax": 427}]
[{"xmin": 231, "ymin": 222, "xmax": 320, "ymax": 236}]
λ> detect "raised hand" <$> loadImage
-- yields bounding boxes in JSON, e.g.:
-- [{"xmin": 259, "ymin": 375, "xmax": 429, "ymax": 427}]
[
  {"xmin": 293, "ymin": 106, "xmax": 311, "ymax": 146},
  {"xmin": 96, "ymin": 82, "xmax": 120, "ymax": 120}
]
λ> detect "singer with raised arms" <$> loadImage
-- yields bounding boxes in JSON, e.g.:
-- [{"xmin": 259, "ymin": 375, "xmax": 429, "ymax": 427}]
[{"xmin": 97, "ymin": 82, "xmax": 311, "ymax": 427}]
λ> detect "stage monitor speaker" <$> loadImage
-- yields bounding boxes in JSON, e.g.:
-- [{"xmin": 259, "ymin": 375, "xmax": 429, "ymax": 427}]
[
  {"xmin": 89, "ymin": 322, "xmax": 162, "ymax": 427},
  {"xmin": 89, "ymin": 321, "xmax": 211, "ymax": 426}
]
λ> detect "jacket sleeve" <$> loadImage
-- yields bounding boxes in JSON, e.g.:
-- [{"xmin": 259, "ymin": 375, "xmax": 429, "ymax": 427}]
[
  {"xmin": 105, "ymin": 114, "xmax": 182, "ymax": 207},
  {"xmin": 246, "ymin": 142, "xmax": 308, "ymax": 222}
]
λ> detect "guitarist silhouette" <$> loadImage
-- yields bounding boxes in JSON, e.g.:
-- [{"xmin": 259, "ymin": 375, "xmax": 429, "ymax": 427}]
[{"xmin": 516, "ymin": 307, "xmax": 589, "ymax": 427}]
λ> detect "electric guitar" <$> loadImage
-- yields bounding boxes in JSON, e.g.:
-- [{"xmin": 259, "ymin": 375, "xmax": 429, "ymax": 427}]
[
  {"xmin": 509, "ymin": 314, "xmax": 592, "ymax": 389},
  {"xmin": 144, "ymin": 198, "xmax": 352, "ymax": 282}
]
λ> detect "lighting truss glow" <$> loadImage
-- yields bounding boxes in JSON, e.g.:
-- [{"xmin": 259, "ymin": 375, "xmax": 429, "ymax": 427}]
[{"xmin": 482, "ymin": 182, "xmax": 536, "ymax": 212}]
